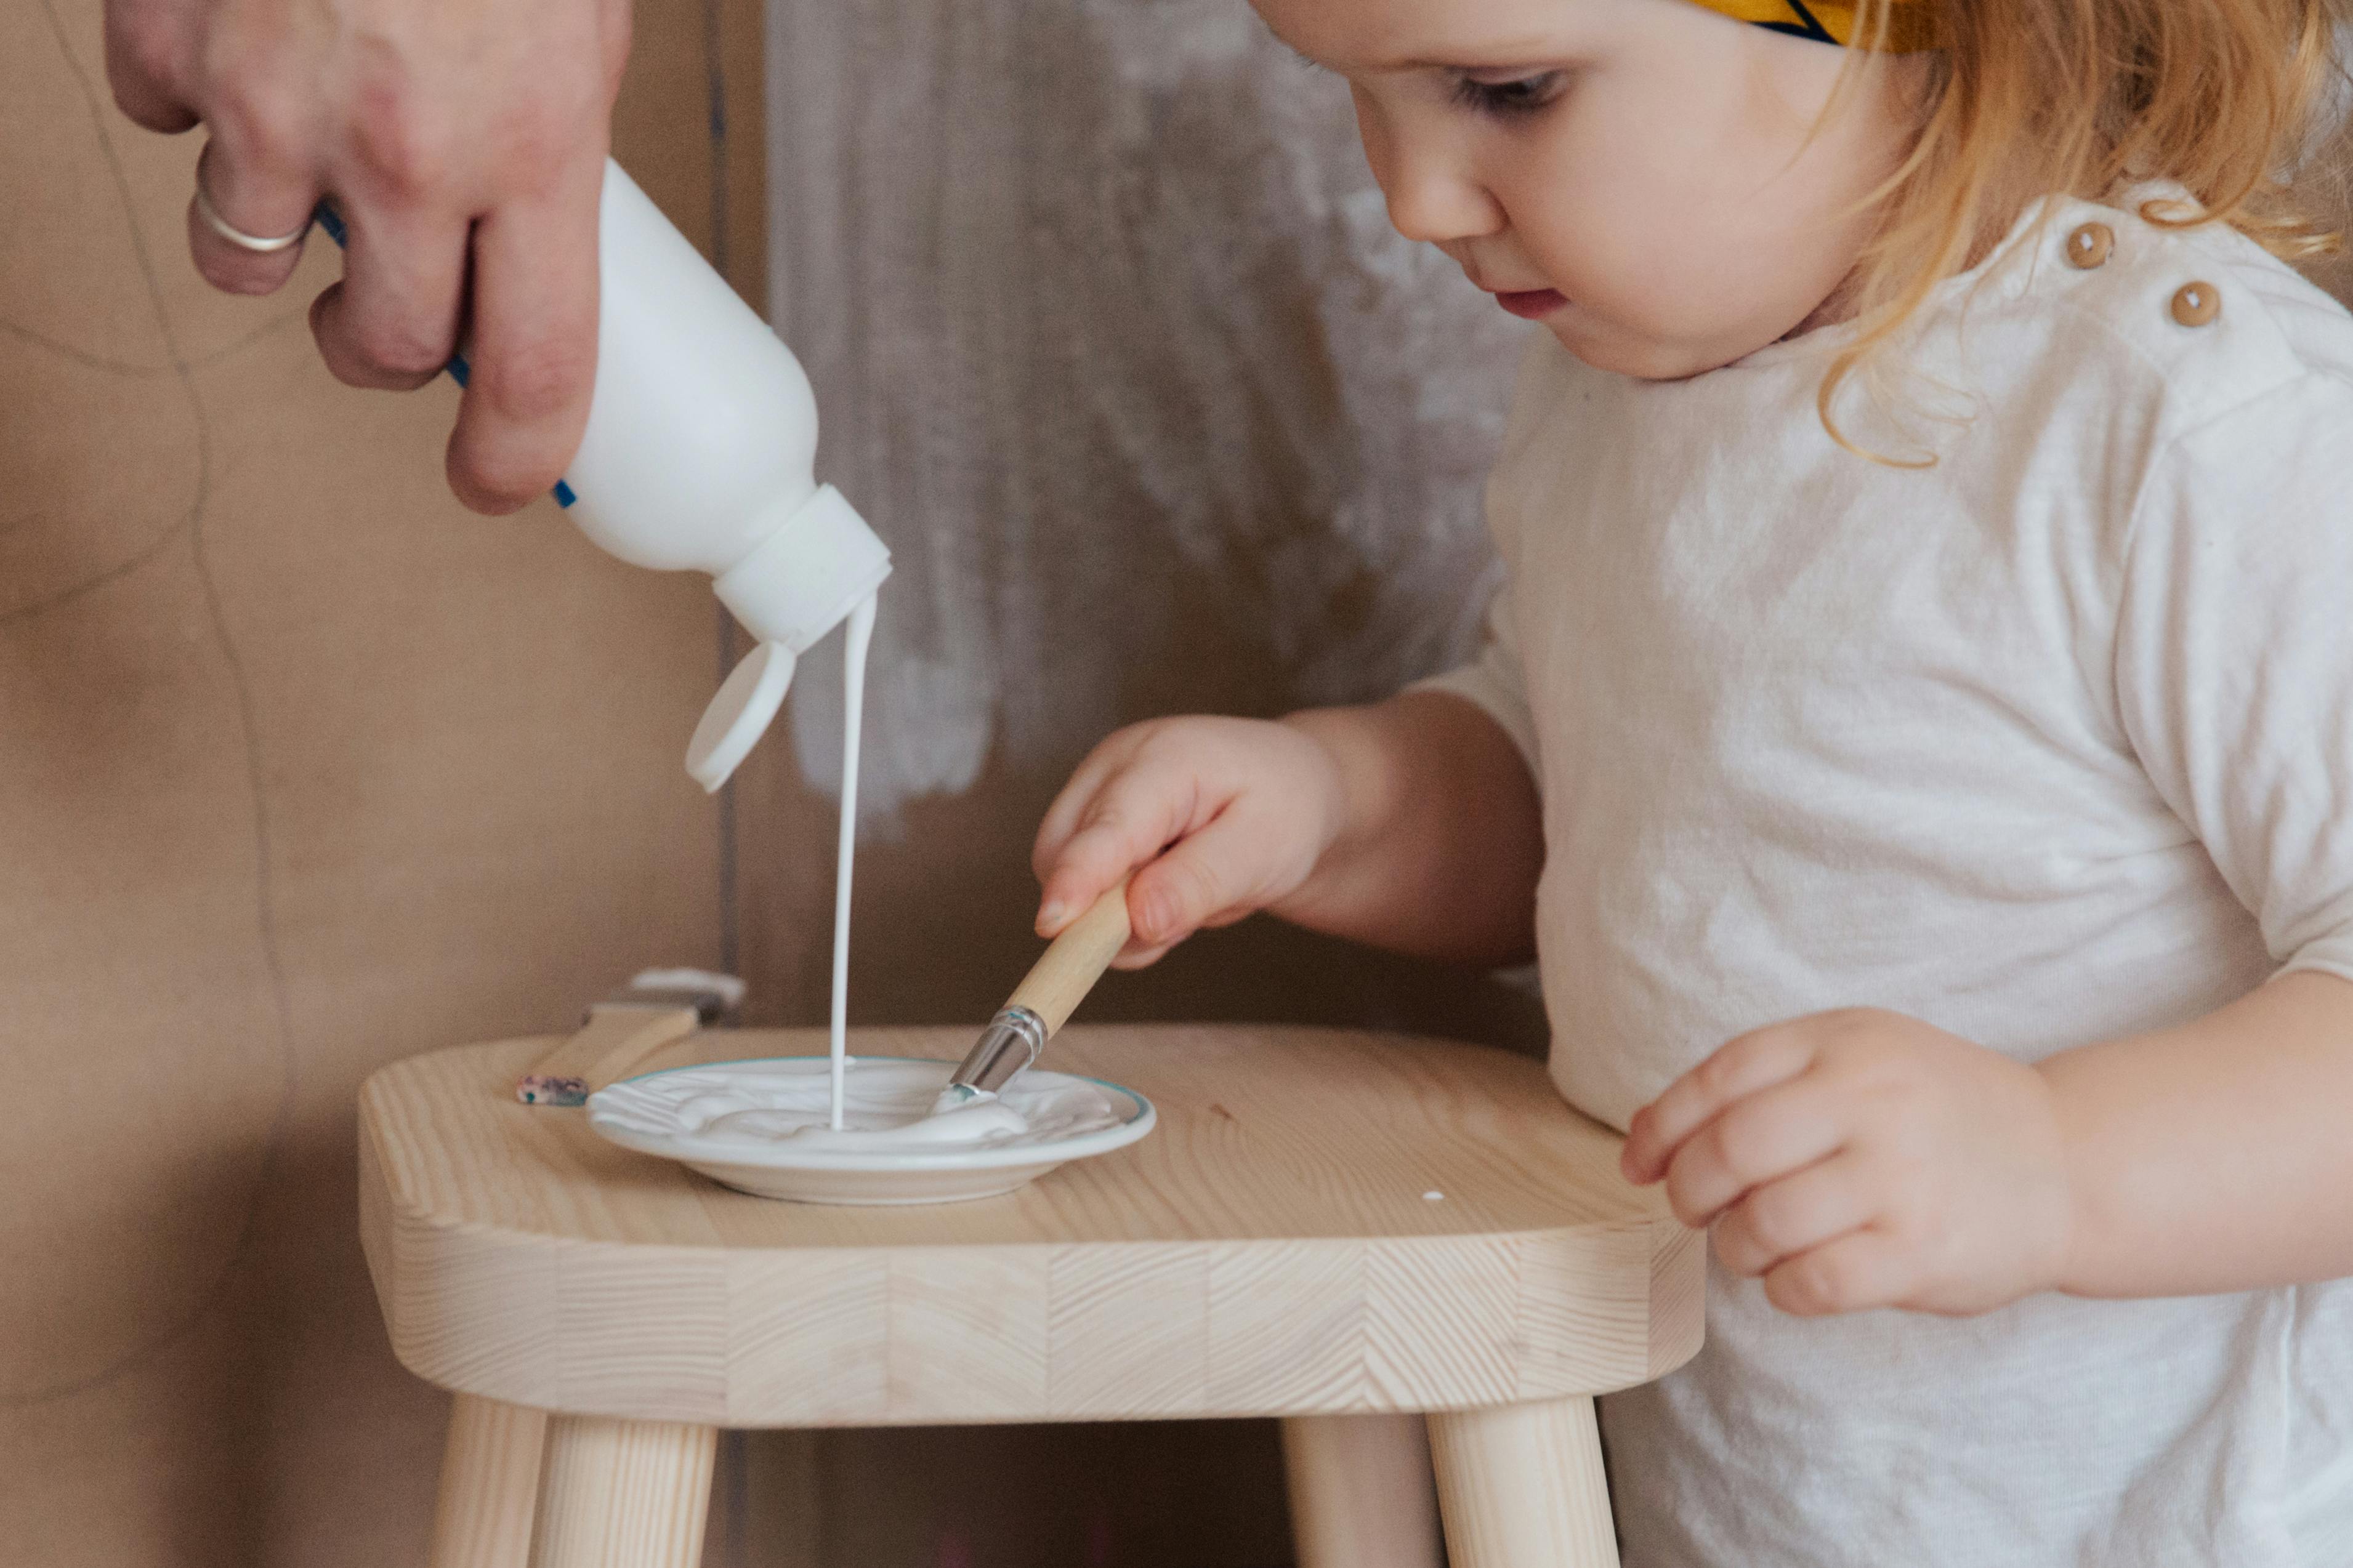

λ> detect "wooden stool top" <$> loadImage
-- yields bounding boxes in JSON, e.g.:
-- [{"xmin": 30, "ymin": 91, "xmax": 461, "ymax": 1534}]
[{"xmin": 360, "ymin": 1026, "xmax": 1701, "ymax": 1428}]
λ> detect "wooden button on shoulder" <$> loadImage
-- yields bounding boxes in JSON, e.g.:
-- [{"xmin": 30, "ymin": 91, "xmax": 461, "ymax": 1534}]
[
  {"xmin": 2065, "ymin": 222, "xmax": 2113, "ymax": 268},
  {"xmin": 2171, "ymin": 281, "xmax": 2221, "ymax": 326}
]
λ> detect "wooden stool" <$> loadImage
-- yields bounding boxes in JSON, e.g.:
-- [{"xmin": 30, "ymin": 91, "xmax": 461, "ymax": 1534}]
[{"xmin": 359, "ymin": 1025, "xmax": 1703, "ymax": 1568}]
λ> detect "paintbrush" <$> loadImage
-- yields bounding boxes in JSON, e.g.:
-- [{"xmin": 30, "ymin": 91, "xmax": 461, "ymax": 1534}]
[
  {"xmin": 516, "ymin": 968, "xmax": 747, "ymax": 1106},
  {"xmin": 932, "ymin": 880, "xmax": 1132, "ymax": 1114}
]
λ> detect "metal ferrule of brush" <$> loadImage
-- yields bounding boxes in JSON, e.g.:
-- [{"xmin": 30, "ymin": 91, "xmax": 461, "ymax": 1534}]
[{"xmin": 951, "ymin": 1005, "xmax": 1049, "ymax": 1095}]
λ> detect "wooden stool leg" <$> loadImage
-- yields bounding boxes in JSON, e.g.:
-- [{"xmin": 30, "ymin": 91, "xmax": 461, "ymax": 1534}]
[
  {"xmin": 1280, "ymin": 1413, "xmax": 1443, "ymax": 1568},
  {"xmin": 430, "ymin": 1395, "xmax": 549, "ymax": 1568},
  {"xmin": 1427, "ymin": 1396, "xmax": 1618, "ymax": 1568},
  {"xmin": 528, "ymin": 1415, "xmax": 718, "ymax": 1568}
]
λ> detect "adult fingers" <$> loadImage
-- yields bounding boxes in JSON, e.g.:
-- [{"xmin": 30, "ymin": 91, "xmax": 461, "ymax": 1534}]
[
  {"xmin": 1711, "ymin": 1151, "xmax": 1876, "ymax": 1279},
  {"xmin": 1762, "ymin": 1227, "xmax": 1912, "ymax": 1318},
  {"xmin": 187, "ymin": 137, "xmax": 318, "ymax": 297},
  {"xmin": 309, "ymin": 204, "xmax": 472, "ymax": 391},
  {"xmin": 103, "ymin": 0, "xmax": 199, "ymax": 133},
  {"xmin": 1621, "ymin": 1021, "xmax": 1820, "ymax": 1184},
  {"xmin": 444, "ymin": 156, "xmax": 604, "ymax": 513},
  {"xmin": 1659, "ymin": 1072, "xmax": 1849, "ymax": 1229}
]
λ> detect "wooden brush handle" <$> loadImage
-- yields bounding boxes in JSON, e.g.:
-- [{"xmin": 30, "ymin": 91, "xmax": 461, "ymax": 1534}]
[
  {"xmin": 516, "ymin": 1004, "xmax": 703, "ymax": 1105},
  {"xmin": 1007, "ymin": 879, "xmax": 1132, "ymax": 1037}
]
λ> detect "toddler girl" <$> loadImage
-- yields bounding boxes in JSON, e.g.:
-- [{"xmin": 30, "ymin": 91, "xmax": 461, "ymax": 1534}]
[{"xmin": 1031, "ymin": 0, "xmax": 2353, "ymax": 1561}]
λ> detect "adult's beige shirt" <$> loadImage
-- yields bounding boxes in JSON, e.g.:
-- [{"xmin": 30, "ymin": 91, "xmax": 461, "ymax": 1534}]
[{"xmin": 1427, "ymin": 191, "xmax": 2353, "ymax": 1566}]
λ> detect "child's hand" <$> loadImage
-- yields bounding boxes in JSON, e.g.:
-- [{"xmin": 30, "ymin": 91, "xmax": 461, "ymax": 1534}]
[
  {"xmin": 1619, "ymin": 1010, "xmax": 2075, "ymax": 1318},
  {"xmin": 1031, "ymin": 717, "xmax": 1352, "ymax": 968}
]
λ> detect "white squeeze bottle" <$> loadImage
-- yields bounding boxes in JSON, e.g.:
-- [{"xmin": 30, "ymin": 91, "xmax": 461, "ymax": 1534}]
[
  {"xmin": 317, "ymin": 159, "xmax": 892, "ymax": 790},
  {"xmin": 564, "ymin": 161, "xmax": 890, "ymax": 790}
]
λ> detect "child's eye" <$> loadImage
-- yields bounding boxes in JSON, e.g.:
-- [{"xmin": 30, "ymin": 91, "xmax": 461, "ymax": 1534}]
[{"xmin": 1450, "ymin": 71, "xmax": 1567, "ymax": 119}]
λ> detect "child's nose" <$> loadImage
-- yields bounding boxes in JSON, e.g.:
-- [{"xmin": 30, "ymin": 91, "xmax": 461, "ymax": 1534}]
[{"xmin": 1381, "ymin": 155, "xmax": 1506, "ymax": 246}]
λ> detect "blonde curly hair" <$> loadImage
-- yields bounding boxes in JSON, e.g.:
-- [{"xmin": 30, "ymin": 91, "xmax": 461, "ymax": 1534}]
[{"xmin": 1825, "ymin": 0, "xmax": 2349, "ymax": 456}]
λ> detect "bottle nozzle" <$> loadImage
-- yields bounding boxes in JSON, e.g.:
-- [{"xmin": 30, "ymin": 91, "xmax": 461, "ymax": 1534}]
[
  {"xmin": 682, "ymin": 484, "xmax": 890, "ymax": 792},
  {"xmin": 713, "ymin": 485, "xmax": 891, "ymax": 652}
]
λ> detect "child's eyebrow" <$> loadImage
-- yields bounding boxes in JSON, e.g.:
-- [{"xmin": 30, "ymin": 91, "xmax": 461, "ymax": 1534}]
[
  {"xmin": 1393, "ymin": 39, "xmax": 1572, "ymax": 70},
  {"xmin": 1313, "ymin": 38, "xmax": 1573, "ymax": 74},
  {"xmin": 1260, "ymin": 19, "xmax": 1566, "ymax": 75}
]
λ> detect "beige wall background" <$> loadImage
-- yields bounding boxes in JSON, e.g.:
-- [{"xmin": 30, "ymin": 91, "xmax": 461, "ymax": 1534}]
[{"xmin": 0, "ymin": 0, "xmax": 738, "ymax": 1562}]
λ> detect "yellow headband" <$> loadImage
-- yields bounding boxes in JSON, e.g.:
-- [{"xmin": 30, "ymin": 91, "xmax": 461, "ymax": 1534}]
[{"xmin": 1690, "ymin": 0, "xmax": 1935, "ymax": 51}]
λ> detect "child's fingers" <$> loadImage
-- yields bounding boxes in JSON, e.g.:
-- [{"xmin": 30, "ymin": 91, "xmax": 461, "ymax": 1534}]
[
  {"xmin": 1761, "ymin": 1227, "xmax": 1912, "ymax": 1318},
  {"xmin": 1657, "ymin": 1074, "xmax": 1849, "ymax": 1229},
  {"xmin": 1124, "ymin": 810, "xmax": 1269, "ymax": 952},
  {"xmin": 1621, "ymin": 1022, "xmax": 1821, "ymax": 1184},
  {"xmin": 1709, "ymin": 1152, "xmax": 1876, "ymax": 1279},
  {"xmin": 1038, "ymin": 819, "xmax": 1155, "ymax": 936},
  {"xmin": 1106, "ymin": 900, "xmax": 1253, "ymax": 969},
  {"xmin": 1108, "ymin": 938, "xmax": 1179, "ymax": 971},
  {"xmin": 1031, "ymin": 730, "xmax": 1150, "ymax": 881},
  {"xmin": 1035, "ymin": 770, "xmax": 1205, "ymax": 936}
]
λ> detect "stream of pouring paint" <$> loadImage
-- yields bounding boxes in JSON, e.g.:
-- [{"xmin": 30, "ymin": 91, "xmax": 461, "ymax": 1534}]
[
  {"xmin": 829, "ymin": 594, "xmax": 876, "ymax": 1130},
  {"xmin": 809, "ymin": 595, "xmax": 1031, "ymax": 1149}
]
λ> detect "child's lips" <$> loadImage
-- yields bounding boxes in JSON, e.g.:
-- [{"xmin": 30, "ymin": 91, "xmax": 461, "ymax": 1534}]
[
  {"xmin": 1493, "ymin": 287, "xmax": 1568, "ymax": 320},
  {"xmin": 1496, "ymin": 287, "xmax": 1572, "ymax": 322}
]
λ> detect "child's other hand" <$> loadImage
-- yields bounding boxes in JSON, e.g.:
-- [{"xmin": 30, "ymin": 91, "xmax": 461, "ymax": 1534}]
[
  {"xmin": 1031, "ymin": 717, "xmax": 1350, "ymax": 968},
  {"xmin": 1618, "ymin": 1011, "xmax": 2075, "ymax": 1318}
]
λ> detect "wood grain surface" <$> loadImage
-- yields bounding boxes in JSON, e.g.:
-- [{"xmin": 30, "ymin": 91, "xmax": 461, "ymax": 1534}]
[
  {"xmin": 1279, "ymin": 1413, "xmax": 1443, "ymax": 1568},
  {"xmin": 1428, "ymin": 1394, "xmax": 1619, "ymax": 1567},
  {"xmin": 360, "ymin": 1024, "xmax": 1700, "ymax": 1428},
  {"xmin": 528, "ymin": 1417, "xmax": 716, "ymax": 1568},
  {"xmin": 428, "ymin": 1394, "xmax": 546, "ymax": 1568}
]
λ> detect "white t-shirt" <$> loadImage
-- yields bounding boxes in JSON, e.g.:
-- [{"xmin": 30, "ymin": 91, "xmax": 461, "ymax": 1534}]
[{"xmin": 1424, "ymin": 190, "xmax": 2353, "ymax": 1566}]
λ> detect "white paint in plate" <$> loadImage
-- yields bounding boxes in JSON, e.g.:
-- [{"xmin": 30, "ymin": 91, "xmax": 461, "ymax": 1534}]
[{"xmin": 586, "ymin": 1056, "xmax": 1156, "ymax": 1205}]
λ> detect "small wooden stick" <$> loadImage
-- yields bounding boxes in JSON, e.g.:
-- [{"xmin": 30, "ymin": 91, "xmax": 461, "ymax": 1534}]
[
  {"xmin": 516, "ymin": 1006, "xmax": 700, "ymax": 1106},
  {"xmin": 516, "ymin": 971, "xmax": 745, "ymax": 1106}
]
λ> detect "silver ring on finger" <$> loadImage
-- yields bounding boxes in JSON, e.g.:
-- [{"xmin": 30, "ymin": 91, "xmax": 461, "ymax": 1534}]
[{"xmin": 193, "ymin": 142, "xmax": 311, "ymax": 254}]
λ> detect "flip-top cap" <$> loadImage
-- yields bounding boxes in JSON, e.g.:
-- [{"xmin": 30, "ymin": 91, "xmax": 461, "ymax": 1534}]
[
  {"xmin": 684, "ymin": 483, "xmax": 890, "ymax": 792},
  {"xmin": 686, "ymin": 640, "xmax": 796, "ymax": 792}
]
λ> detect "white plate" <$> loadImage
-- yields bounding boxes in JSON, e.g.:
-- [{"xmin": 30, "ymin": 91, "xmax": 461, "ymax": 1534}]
[{"xmin": 586, "ymin": 1055, "xmax": 1157, "ymax": 1205}]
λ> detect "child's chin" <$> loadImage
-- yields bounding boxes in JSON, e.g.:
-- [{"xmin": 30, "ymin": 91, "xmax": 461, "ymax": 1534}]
[{"xmin": 1558, "ymin": 322, "xmax": 1744, "ymax": 382}]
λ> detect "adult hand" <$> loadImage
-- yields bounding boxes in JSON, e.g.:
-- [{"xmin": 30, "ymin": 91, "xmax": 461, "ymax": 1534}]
[
  {"xmin": 103, "ymin": 0, "xmax": 632, "ymax": 512},
  {"xmin": 1620, "ymin": 1009, "xmax": 2076, "ymax": 1318}
]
